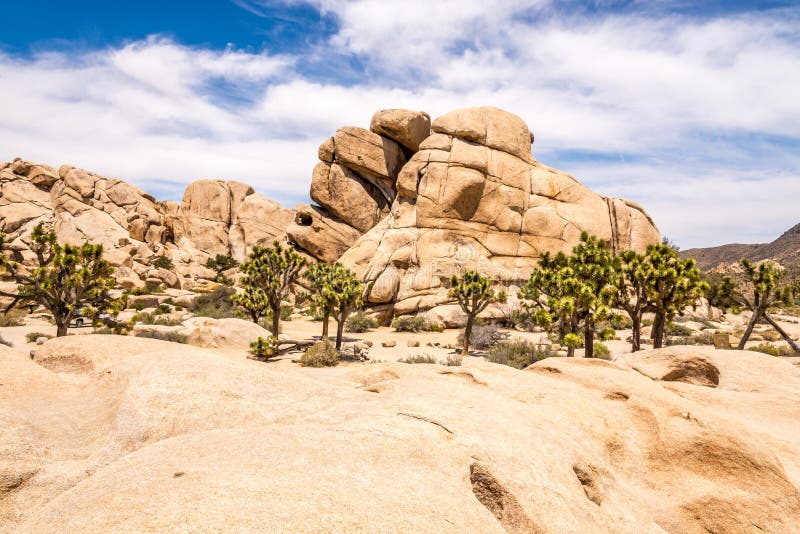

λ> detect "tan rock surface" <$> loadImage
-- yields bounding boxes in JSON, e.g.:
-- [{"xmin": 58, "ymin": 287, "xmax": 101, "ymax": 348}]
[
  {"xmin": 370, "ymin": 109, "xmax": 432, "ymax": 153},
  {"xmin": 2, "ymin": 337, "xmax": 799, "ymax": 532},
  {"xmin": 340, "ymin": 106, "xmax": 660, "ymax": 315},
  {"xmin": 286, "ymin": 204, "xmax": 362, "ymax": 262}
]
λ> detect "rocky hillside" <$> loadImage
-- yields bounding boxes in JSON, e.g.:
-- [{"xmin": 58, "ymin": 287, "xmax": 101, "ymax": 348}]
[
  {"xmin": 2, "ymin": 338, "xmax": 799, "ymax": 532},
  {"xmin": 682, "ymin": 222, "xmax": 800, "ymax": 271},
  {"xmin": 1, "ymin": 105, "xmax": 660, "ymax": 316}
]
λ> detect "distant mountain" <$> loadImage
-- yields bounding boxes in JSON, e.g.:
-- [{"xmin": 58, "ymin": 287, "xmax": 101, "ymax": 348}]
[{"xmin": 682, "ymin": 223, "xmax": 800, "ymax": 271}]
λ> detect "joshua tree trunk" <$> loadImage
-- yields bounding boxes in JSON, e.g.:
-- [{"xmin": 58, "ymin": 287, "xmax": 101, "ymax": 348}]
[
  {"xmin": 737, "ymin": 309, "xmax": 761, "ymax": 350},
  {"xmin": 270, "ymin": 303, "xmax": 280, "ymax": 337},
  {"xmin": 630, "ymin": 315, "xmax": 641, "ymax": 352},
  {"xmin": 584, "ymin": 317, "xmax": 594, "ymax": 358},
  {"xmin": 321, "ymin": 309, "xmax": 330, "ymax": 341},
  {"xmin": 463, "ymin": 314, "xmax": 475, "ymax": 355},
  {"xmin": 56, "ymin": 319, "xmax": 69, "ymax": 337},
  {"xmin": 652, "ymin": 313, "xmax": 666, "ymax": 349},
  {"xmin": 762, "ymin": 313, "xmax": 800, "ymax": 354},
  {"xmin": 335, "ymin": 308, "xmax": 347, "ymax": 350}
]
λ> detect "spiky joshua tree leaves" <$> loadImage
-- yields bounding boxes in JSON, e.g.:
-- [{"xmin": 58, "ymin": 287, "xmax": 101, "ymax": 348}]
[
  {"xmin": 239, "ymin": 241, "xmax": 306, "ymax": 336},
  {"xmin": 639, "ymin": 244, "xmax": 708, "ymax": 349},
  {"xmin": 612, "ymin": 245, "xmax": 708, "ymax": 351},
  {"xmin": 449, "ymin": 271, "xmax": 506, "ymax": 356},
  {"xmin": 519, "ymin": 233, "xmax": 616, "ymax": 358},
  {"xmin": 728, "ymin": 260, "xmax": 798, "ymax": 352},
  {"xmin": 233, "ymin": 283, "xmax": 270, "ymax": 323},
  {"xmin": 0, "ymin": 223, "xmax": 116, "ymax": 336},
  {"xmin": 304, "ymin": 262, "xmax": 364, "ymax": 350}
]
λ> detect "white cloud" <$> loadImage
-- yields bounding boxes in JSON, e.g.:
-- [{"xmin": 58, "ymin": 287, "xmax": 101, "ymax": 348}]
[{"xmin": 1, "ymin": 4, "xmax": 800, "ymax": 248}]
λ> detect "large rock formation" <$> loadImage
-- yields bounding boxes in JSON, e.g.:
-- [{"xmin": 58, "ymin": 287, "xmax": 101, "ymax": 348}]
[
  {"xmin": 0, "ymin": 160, "xmax": 292, "ymax": 289},
  {"xmin": 2, "ymin": 105, "xmax": 659, "ymax": 312},
  {"xmin": 286, "ymin": 109, "xmax": 431, "ymax": 262},
  {"xmin": 2, "ymin": 339, "xmax": 799, "ymax": 531},
  {"xmin": 332, "ymin": 107, "xmax": 659, "ymax": 315}
]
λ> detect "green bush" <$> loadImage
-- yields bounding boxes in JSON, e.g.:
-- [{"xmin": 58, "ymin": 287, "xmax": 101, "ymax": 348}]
[
  {"xmin": 144, "ymin": 280, "xmax": 165, "ymax": 294},
  {"xmin": 25, "ymin": 331, "xmax": 52, "ymax": 343},
  {"xmin": 592, "ymin": 341, "xmax": 611, "ymax": 360},
  {"xmin": 0, "ymin": 309, "xmax": 25, "ymax": 327},
  {"xmin": 134, "ymin": 312, "xmax": 182, "ymax": 327},
  {"xmin": 135, "ymin": 329, "xmax": 187, "ymax": 343},
  {"xmin": 747, "ymin": 343, "xmax": 795, "ymax": 357},
  {"xmin": 457, "ymin": 323, "xmax": 506, "ymax": 350},
  {"xmin": 156, "ymin": 303, "xmax": 172, "ymax": 315},
  {"xmin": 93, "ymin": 326, "xmax": 115, "ymax": 335},
  {"xmin": 392, "ymin": 315, "xmax": 426, "ymax": 332},
  {"xmin": 300, "ymin": 341, "xmax": 340, "ymax": 367},
  {"xmin": 249, "ymin": 336, "xmax": 278, "ymax": 359},
  {"xmin": 153, "ymin": 255, "xmax": 174, "ymax": 270},
  {"xmin": 399, "ymin": 354, "xmax": 437, "ymax": 364},
  {"xmin": 426, "ymin": 321, "xmax": 445, "ymax": 332},
  {"xmin": 131, "ymin": 302, "xmax": 144, "ymax": 311},
  {"xmin": 190, "ymin": 286, "xmax": 236, "ymax": 318},
  {"xmin": 346, "ymin": 311, "xmax": 378, "ymax": 333},
  {"xmin": 665, "ymin": 322, "xmax": 693, "ymax": 336},
  {"xmin": 642, "ymin": 318, "xmax": 654, "ymax": 327},
  {"xmin": 610, "ymin": 314, "xmax": 633, "ymax": 329},
  {"xmin": 487, "ymin": 340, "xmax": 557, "ymax": 369}
]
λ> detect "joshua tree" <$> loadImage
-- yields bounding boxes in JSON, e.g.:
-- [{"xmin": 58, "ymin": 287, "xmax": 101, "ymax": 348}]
[
  {"xmin": 304, "ymin": 262, "xmax": 340, "ymax": 341},
  {"xmin": 329, "ymin": 268, "xmax": 365, "ymax": 350},
  {"xmin": 205, "ymin": 254, "xmax": 239, "ymax": 283},
  {"xmin": 449, "ymin": 271, "xmax": 506, "ymax": 356},
  {"xmin": 728, "ymin": 260, "xmax": 798, "ymax": 352},
  {"xmin": 233, "ymin": 283, "xmax": 270, "ymax": 323},
  {"xmin": 642, "ymin": 244, "xmax": 708, "ymax": 348},
  {"xmin": 0, "ymin": 223, "xmax": 116, "ymax": 336},
  {"xmin": 239, "ymin": 241, "xmax": 306, "ymax": 336},
  {"xmin": 613, "ymin": 249, "xmax": 648, "ymax": 352},
  {"xmin": 520, "ymin": 233, "xmax": 617, "ymax": 358}
]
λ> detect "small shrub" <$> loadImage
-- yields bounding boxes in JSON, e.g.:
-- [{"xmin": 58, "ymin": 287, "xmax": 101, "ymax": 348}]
[
  {"xmin": 598, "ymin": 327, "xmax": 616, "ymax": 341},
  {"xmin": 190, "ymin": 285, "xmax": 236, "ymax": 318},
  {"xmin": 747, "ymin": 343, "xmax": 795, "ymax": 357},
  {"xmin": 131, "ymin": 302, "xmax": 144, "ymax": 311},
  {"xmin": 153, "ymin": 255, "xmax": 174, "ymax": 270},
  {"xmin": 457, "ymin": 323, "xmax": 507, "ymax": 350},
  {"xmin": 761, "ymin": 330, "xmax": 782, "ymax": 342},
  {"xmin": 249, "ymin": 336, "xmax": 278, "ymax": 359},
  {"xmin": 346, "ymin": 311, "xmax": 378, "ymax": 333},
  {"xmin": 666, "ymin": 336, "xmax": 699, "ymax": 346},
  {"xmin": 134, "ymin": 312, "xmax": 182, "ymax": 327},
  {"xmin": 563, "ymin": 333, "xmax": 582, "ymax": 348},
  {"xmin": 156, "ymin": 303, "xmax": 172, "ymax": 315},
  {"xmin": 0, "ymin": 309, "xmax": 25, "ymax": 327},
  {"xmin": 610, "ymin": 314, "xmax": 633, "ymax": 330},
  {"xmin": 690, "ymin": 331, "xmax": 717, "ymax": 345},
  {"xmin": 144, "ymin": 280, "xmax": 165, "ymax": 294},
  {"xmin": 642, "ymin": 318, "xmax": 654, "ymax": 327},
  {"xmin": 135, "ymin": 329, "xmax": 187, "ymax": 343},
  {"xmin": 25, "ymin": 331, "xmax": 52, "ymax": 343},
  {"xmin": 487, "ymin": 340, "xmax": 556, "ymax": 369},
  {"xmin": 399, "ymin": 354, "xmax": 437, "ymax": 364},
  {"xmin": 175, "ymin": 305, "xmax": 184, "ymax": 311},
  {"xmin": 0, "ymin": 335, "xmax": 11, "ymax": 347},
  {"xmin": 665, "ymin": 322, "xmax": 693, "ymax": 336},
  {"xmin": 93, "ymin": 326, "xmax": 115, "ymax": 335},
  {"xmin": 592, "ymin": 341, "xmax": 611, "ymax": 360},
  {"xmin": 392, "ymin": 315, "xmax": 426, "ymax": 332},
  {"xmin": 425, "ymin": 321, "xmax": 445, "ymax": 332},
  {"xmin": 280, "ymin": 305, "xmax": 292, "ymax": 322},
  {"xmin": 442, "ymin": 354, "xmax": 463, "ymax": 366},
  {"xmin": 300, "ymin": 341, "xmax": 339, "ymax": 367}
]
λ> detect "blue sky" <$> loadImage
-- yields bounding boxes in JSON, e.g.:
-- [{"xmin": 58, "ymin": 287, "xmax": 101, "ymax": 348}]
[{"xmin": 2, "ymin": 0, "xmax": 800, "ymax": 248}]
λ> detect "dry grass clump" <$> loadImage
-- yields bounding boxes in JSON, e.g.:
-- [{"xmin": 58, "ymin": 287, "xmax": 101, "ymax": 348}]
[
  {"xmin": 300, "ymin": 341, "xmax": 339, "ymax": 367},
  {"xmin": 0, "ymin": 309, "xmax": 25, "ymax": 327},
  {"xmin": 487, "ymin": 340, "xmax": 557, "ymax": 369}
]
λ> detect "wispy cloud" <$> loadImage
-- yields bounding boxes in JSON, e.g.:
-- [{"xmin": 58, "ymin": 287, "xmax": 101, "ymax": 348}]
[{"xmin": 2, "ymin": 3, "xmax": 799, "ymax": 248}]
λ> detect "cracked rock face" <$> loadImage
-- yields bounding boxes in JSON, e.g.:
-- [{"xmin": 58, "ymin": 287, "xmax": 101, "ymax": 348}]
[{"xmin": 337, "ymin": 106, "xmax": 660, "ymax": 315}]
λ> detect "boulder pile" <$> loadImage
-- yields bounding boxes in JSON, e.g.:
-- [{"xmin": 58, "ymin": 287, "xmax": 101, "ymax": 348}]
[{"xmin": 2, "ymin": 105, "xmax": 660, "ymax": 316}]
